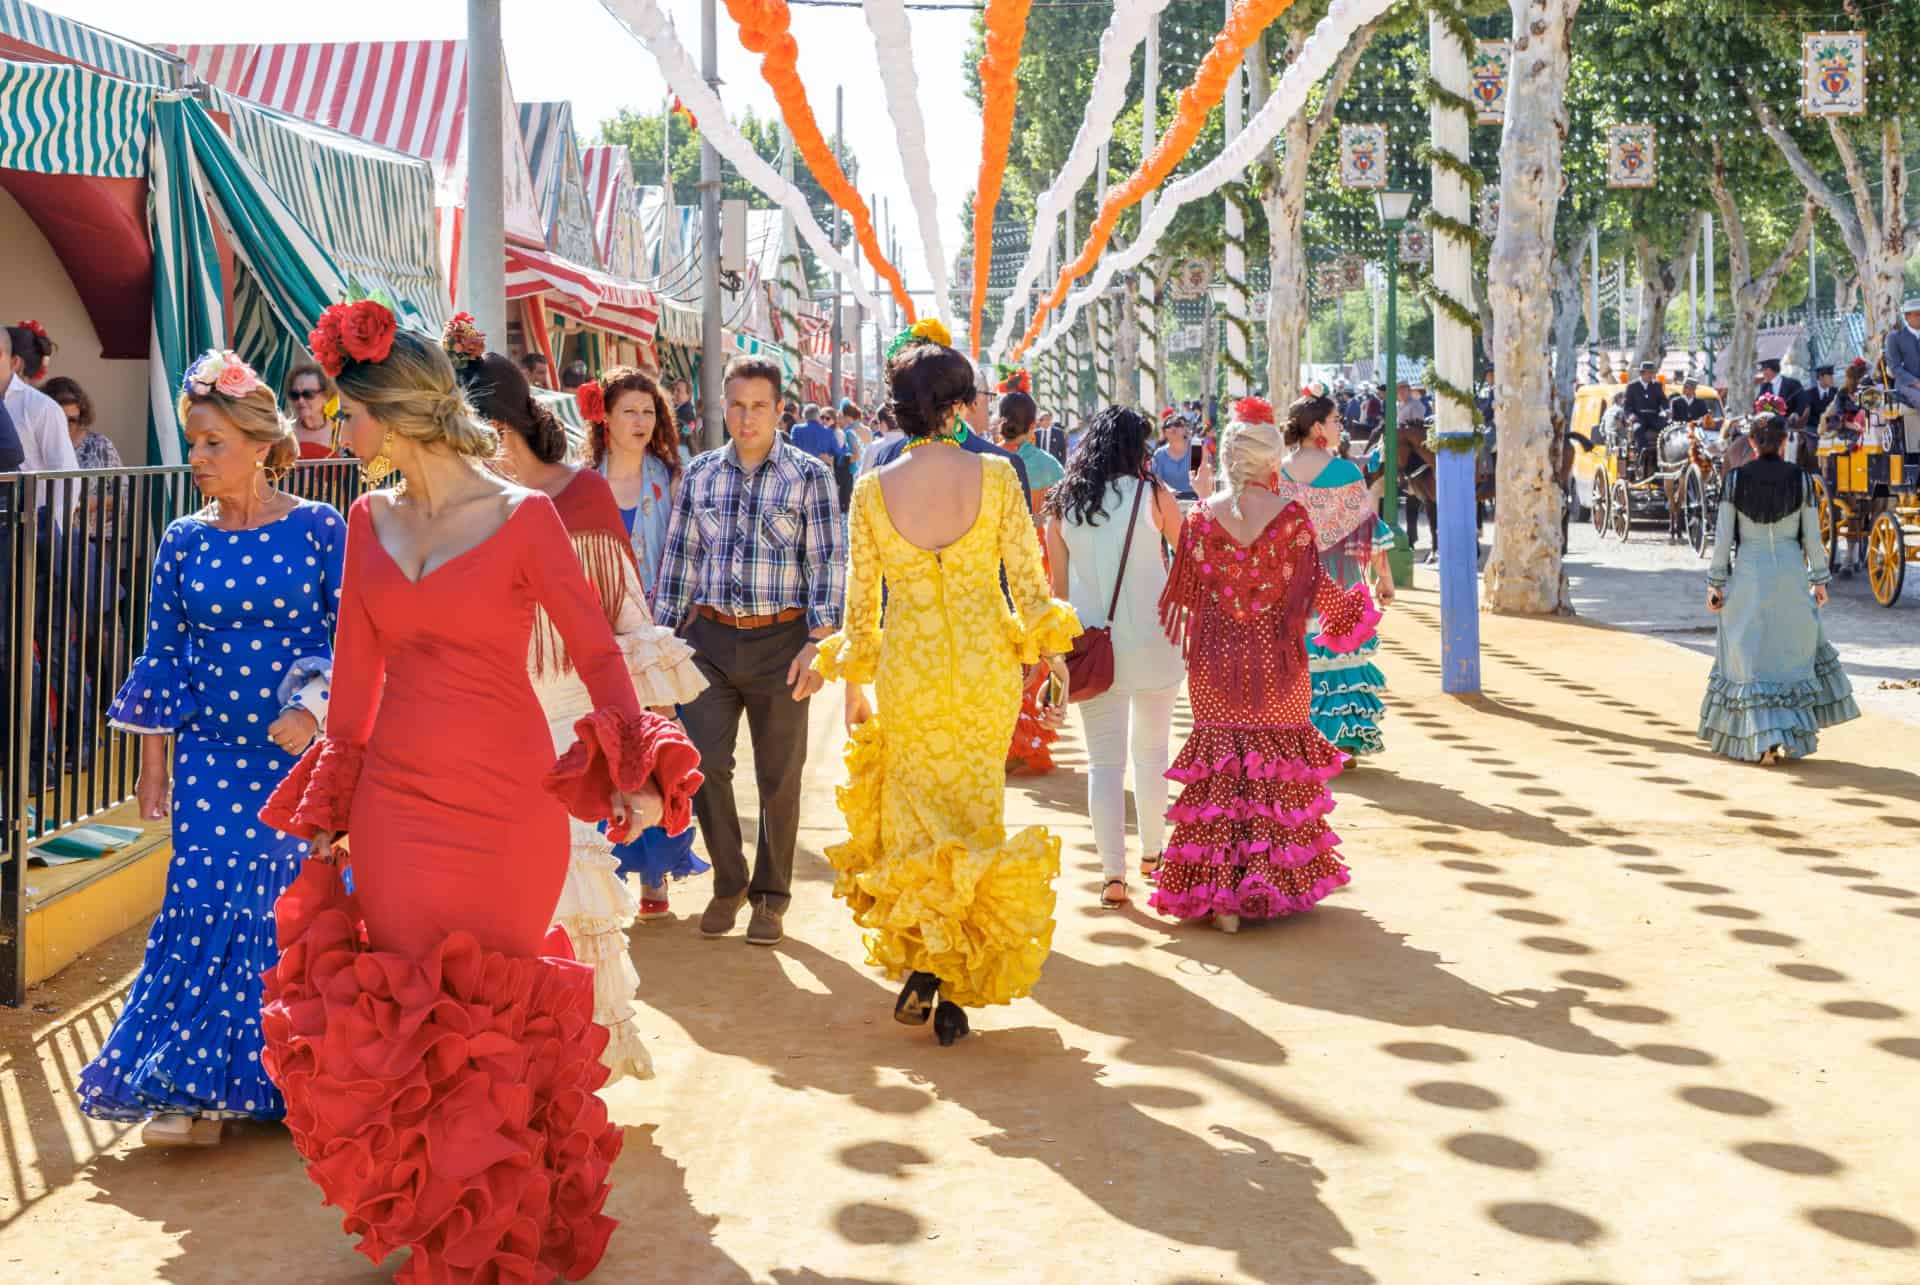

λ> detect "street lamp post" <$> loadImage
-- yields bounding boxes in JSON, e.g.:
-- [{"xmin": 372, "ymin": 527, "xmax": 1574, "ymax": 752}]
[{"xmin": 1376, "ymin": 189, "xmax": 1416, "ymax": 588}]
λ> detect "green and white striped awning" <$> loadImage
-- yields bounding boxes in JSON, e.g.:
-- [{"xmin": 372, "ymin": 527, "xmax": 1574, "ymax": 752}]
[
  {"xmin": 0, "ymin": 0, "xmax": 182, "ymax": 86},
  {"xmin": 0, "ymin": 58, "xmax": 152, "ymax": 175},
  {"xmin": 212, "ymin": 87, "xmax": 448, "ymax": 332}
]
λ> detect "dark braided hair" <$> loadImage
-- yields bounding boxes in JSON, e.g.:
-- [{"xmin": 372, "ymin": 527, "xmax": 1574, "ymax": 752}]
[{"xmin": 1044, "ymin": 405, "xmax": 1154, "ymax": 527}]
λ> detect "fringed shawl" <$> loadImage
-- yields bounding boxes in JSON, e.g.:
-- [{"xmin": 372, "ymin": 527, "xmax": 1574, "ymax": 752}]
[
  {"xmin": 1158, "ymin": 502, "xmax": 1325, "ymax": 709},
  {"xmin": 1274, "ymin": 464, "xmax": 1376, "ymax": 591},
  {"xmin": 533, "ymin": 469, "xmax": 640, "ymax": 677}
]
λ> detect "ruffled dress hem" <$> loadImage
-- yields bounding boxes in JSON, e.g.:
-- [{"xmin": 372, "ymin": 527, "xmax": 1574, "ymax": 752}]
[
  {"xmin": 826, "ymin": 722, "xmax": 1058, "ymax": 1009},
  {"xmin": 1698, "ymin": 642, "xmax": 1859, "ymax": 761},
  {"xmin": 261, "ymin": 860, "xmax": 624, "ymax": 1283}
]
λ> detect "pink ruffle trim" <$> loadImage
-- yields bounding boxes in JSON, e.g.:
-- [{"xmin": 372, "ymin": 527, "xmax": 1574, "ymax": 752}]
[
  {"xmin": 1167, "ymin": 745, "xmax": 1348, "ymax": 786},
  {"xmin": 1312, "ymin": 585, "xmax": 1384, "ymax": 654},
  {"xmin": 1164, "ymin": 792, "xmax": 1338, "ymax": 828},
  {"xmin": 1147, "ymin": 867, "xmax": 1351, "ymax": 921},
  {"xmin": 259, "ymin": 738, "xmax": 363, "ymax": 840},
  {"xmin": 545, "ymin": 706, "xmax": 704, "ymax": 841},
  {"xmin": 1158, "ymin": 828, "xmax": 1343, "ymax": 871}
]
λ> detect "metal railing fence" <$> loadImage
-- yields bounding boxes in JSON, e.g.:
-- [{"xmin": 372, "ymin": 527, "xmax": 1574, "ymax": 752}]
[{"xmin": 2, "ymin": 458, "xmax": 365, "ymax": 1004}]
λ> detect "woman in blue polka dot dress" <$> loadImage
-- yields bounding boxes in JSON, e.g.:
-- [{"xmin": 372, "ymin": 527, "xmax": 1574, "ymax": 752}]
[{"xmin": 76, "ymin": 351, "xmax": 345, "ymax": 1148}]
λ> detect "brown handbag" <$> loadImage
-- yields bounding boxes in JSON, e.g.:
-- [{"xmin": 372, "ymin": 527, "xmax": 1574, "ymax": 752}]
[{"xmin": 1064, "ymin": 479, "xmax": 1147, "ymax": 703}]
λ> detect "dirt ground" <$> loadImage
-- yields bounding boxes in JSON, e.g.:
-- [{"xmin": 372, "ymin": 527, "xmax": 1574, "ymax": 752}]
[{"xmin": 3, "ymin": 582, "xmax": 1918, "ymax": 1284}]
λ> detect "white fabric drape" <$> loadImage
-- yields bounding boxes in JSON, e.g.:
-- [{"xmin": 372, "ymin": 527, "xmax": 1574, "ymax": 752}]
[
  {"xmin": 863, "ymin": 0, "xmax": 949, "ymax": 319},
  {"xmin": 597, "ymin": 0, "xmax": 883, "ymax": 313},
  {"xmin": 1023, "ymin": 0, "xmax": 1400, "ymax": 361}
]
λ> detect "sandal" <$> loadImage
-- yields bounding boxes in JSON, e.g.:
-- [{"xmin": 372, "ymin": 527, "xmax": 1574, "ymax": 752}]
[
  {"xmin": 637, "ymin": 885, "xmax": 671, "ymax": 919},
  {"xmin": 894, "ymin": 971, "xmax": 940, "ymax": 1026},
  {"xmin": 1101, "ymin": 878, "xmax": 1130, "ymax": 909},
  {"xmin": 1139, "ymin": 854, "xmax": 1162, "ymax": 880}
]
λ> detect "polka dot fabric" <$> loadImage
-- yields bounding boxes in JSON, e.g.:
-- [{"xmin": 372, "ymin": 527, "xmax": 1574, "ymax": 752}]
[
  {"xmin": 78, "ymin": 501, "xmax": 345, "ymax": 1122},
  {"xmin": 1148, "ymin": 504, "xmax": 1380, "ymax": 923}
]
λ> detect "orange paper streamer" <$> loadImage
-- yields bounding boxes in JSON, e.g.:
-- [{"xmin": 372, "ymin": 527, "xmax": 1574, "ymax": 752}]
[
  {"xmin": 1013, "ymin": 0, "xmax": 1297, "ymax": 358},
  {"xmin": 969, "ymin": 0, "xmax": 1034, "ymax": 358},
  {"xmin": 725, "ymin": 0, "xmax": 916, "ymax": 320}
]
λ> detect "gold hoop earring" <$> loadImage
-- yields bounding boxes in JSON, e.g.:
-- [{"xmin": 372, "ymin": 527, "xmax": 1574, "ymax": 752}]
[{"xmin": 361, "ymin": 430, "xmax": 396, "ymax": 487}]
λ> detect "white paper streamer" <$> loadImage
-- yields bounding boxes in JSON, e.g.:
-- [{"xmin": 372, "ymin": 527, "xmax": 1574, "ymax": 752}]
[
  {"xmin": 986, "ymin": 0, "xmax": 1172, "ymax": 363},
  {"xmin": 597, "ymin": 0, "xmax": 882, "ymax": 314},
  {"xmin": 1022, "ymin": 0, "xmax": 1400, "ymax": 363},
  {"xmin": 863, "ymin": 0, "xmax": 949, "ymax": 318}
]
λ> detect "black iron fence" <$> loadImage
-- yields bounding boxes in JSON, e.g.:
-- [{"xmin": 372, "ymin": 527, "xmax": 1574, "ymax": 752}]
[{"xmin": 1, "ymin": 458, "xmax": 365, "ymax": 1004}]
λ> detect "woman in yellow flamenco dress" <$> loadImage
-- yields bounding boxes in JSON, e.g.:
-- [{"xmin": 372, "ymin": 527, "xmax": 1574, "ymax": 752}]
[{"xmin": 813, "ymin": 323, "xmax": 1080, "ymax": 1045}]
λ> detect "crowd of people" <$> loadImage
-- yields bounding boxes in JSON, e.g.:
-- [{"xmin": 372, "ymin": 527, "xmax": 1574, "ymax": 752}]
[{"xmin": 0, "ymin": 289, "xmax": 1901, "ymax": 1279}]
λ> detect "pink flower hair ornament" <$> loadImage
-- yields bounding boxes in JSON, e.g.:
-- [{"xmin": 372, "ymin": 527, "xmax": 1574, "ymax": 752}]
[{"xmin": 181, "ymin": 350, "xmax": 264, "ymax": 400}]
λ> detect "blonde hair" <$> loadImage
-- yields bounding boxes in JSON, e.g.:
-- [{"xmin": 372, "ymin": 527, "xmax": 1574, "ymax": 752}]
[
  {"xmin": 177, "ymin": 382, "xmax": 297, "ymax": 480},
  {"xmin": 334, "ymin": 329, "xmax": 497, "ymax": 459},
  {"xmin": 1217, "ymin": 418, "xmax": 1284, "ymax": 516}
]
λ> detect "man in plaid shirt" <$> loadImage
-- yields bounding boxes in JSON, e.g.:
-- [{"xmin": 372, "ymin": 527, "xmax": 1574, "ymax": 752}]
[{"xmin": 653, "ymin": 355, "xmax": 847, "ymax": 946}]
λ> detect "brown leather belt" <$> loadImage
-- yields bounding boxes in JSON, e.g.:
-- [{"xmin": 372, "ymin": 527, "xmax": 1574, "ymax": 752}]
[{"xmin": 696, "ymin": 604, "xmax": 806, "ymax": 629}]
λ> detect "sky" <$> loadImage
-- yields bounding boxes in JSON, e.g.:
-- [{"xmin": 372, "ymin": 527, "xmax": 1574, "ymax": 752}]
[{"xmin": 40, "ymin": 0, "xmax": 983, "ymax": 304}]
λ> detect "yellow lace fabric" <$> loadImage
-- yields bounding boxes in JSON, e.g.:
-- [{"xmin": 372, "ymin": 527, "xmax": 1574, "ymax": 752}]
[{"xmin": 813, "ymin": 459, "xmax": 1080, "ymax": 1006}]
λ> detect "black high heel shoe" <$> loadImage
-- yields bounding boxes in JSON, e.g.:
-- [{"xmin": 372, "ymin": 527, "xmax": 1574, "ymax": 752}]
[
  {"xmin": 934, "ymin": 1001, "xmax": 970, "ymax": 1046},
  {"xmin": 894, "ymin": 971, "xmax": 940, "ymax": 1026}
]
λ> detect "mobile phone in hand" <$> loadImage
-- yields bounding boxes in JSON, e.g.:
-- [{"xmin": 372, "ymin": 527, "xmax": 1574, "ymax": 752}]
[
  {"xmin": 1189, "ymin": 441, "xmax": 1205, "ymax": 470},
  {"xmin": 1043, "ymin": 672, "xmax": 1066, "ymax": 708}
]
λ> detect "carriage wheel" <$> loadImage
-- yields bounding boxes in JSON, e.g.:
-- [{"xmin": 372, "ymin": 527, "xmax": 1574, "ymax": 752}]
[
  {"xmin": 1610, "ymin": 480, "xmax": 1632, "ymax": 542},
  {"xmin": 1867, "ymin": 511, "xmax": 1906, "ymax": 607},
  {"xmin": 1591, "ymin": 470, "xmax": 1611, "ymax": 538},
  {"xmin": 1683, "ymin": 466, "xmax": 1709, "ymax": 558}
]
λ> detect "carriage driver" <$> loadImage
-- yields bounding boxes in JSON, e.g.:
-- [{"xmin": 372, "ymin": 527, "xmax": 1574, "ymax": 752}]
[
  {"xmin": 1670, "ymin": 374, "xmax": 1714, "ymax": 426},
  {"xmin": 1887, "ymin": 299, "xmax": 1920, "ymax": 409},
  {"xmin": 1623, "ymin": 360, "xmax": 1668, "ymax": 473}
]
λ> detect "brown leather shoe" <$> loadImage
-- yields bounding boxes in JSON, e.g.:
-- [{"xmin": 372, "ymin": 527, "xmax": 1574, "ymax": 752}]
[
  {"xmin": 745, "ymin": 902, "xmax": 785, "ymax": 946},
  {"xmin": 699, "ymin": 894, "xmax": 746, "ymax": 938}
]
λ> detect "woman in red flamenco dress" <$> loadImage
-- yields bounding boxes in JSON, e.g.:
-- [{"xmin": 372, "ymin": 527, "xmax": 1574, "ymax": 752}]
[
  {"xmin": 260, "ymin": 310, "xmax": 702, "ymax": 1283},
  {"xmin": 1149, "ymin": 399, "xmax": 1381, "ymax": 933}
]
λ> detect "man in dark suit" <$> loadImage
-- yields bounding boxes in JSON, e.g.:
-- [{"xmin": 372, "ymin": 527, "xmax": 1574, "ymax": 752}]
[
  {"xmin": 1755, "ymin": 357, "xmax": 1803, "ymax": 409},
  {"xmin": 1034, "ymin": 409, "xmax": 1069, "ymax": 465},
  {"xmin": 1669, "ymin": 374, "xmax": 1714, "ymax": 424},
  {"xmin": 1621, "ymin": 360, "xmax": 1668, "ymax": 472},
  {"xmin": 1794, "ymin": 365, "xmax": 1839, "ymax": 428}
]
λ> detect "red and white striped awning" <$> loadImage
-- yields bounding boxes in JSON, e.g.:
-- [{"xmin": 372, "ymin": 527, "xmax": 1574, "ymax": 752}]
[
  {"xmin": 579, "ymin": 144, "xmax": 627, "ymax": 267},
  {"xmin": 506, "ymin": 243, "xmax": 659, "ymax": 346},
  {"xmin": 799, "ymin": 313, "xmax": 832, "ymax": 358}
]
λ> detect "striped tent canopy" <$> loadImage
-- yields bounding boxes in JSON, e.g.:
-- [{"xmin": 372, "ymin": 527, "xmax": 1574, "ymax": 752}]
[
  {"xmin": 580, "ymin": 144, "xmax": 648, "ymax": 280},
  {"xmin": 505, "ymin": 243, "xmax": 660, "ymax": 346},
  {"xmin": 166, "ymin": 38, "xmax": 549, "ymax": 262},
  {"xmin": 517, "ymin": 101, "xmax": 602, "ymax": 270},
  {"xmin": 0, "ymin": 0, "xmax": 181, "ymax": 85},
  {"xmin": 208, "ymin": 88, "xmax": 447, "ymax": 332},
  {"xmin": 0, "ymin": 58, "xmax": 152, "ymax": 176}
]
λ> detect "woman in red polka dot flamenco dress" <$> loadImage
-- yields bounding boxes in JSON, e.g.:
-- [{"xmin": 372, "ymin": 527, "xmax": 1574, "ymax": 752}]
[
  {"xmin": 257, "ymin": 304, "xmax": 702, "ymax": 1283},
  {"xmin": 1148, "ymin": 397, "xmax": 1382, "ymax": 933}
]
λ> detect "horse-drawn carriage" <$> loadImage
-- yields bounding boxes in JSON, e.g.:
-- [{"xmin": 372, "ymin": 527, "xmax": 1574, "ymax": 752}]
[
  {"xmin": 1816, "ymin": 388, "xmax": 1920, "ymax": 606},
  {"xmin": 1569, "ymin": 383, "xmax": 1724, "ymax": 551}
]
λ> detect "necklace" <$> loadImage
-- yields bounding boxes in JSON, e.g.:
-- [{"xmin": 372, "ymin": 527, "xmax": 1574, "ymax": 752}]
[{"xmin": 903, "ymin": 434, "xmax": 961, "ymax": 453}]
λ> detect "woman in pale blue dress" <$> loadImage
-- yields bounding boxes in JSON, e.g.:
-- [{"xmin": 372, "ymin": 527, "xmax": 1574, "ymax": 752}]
[
  {"xmin": 1699, "ymin": 414, "xmax": 1858, "ymax": 763},
  {"xmin": 1274, "ymin": 394, "xmax": 1394, "ymax": 757},
  {"xmin": 583, "ymin": 366, "xmax": 709, "ymax": 912}
]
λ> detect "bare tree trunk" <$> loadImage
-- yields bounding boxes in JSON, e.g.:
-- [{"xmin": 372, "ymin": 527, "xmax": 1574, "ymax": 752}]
[
  {"xmin": 1630, "ymin": 215, "xmax": 1704, "ymax": 368},
  {"xmin": 1258, "ymin": 22, "xmax": 1379, "ymax": 398},
  {"xmin": 1751, "ymin": 107, "xmax": 1915, "ymax": 342},
  {"xmin": 1483, "ymin": 0, "xmax": 1583, "ymax": 616},
  {"xmin": 1117, "ymin": 275, "xmax": 1141, "ymax": 410},
  {"xmin": 1708, "ymin": 138, "xmax": 1815, "ymax": 415},
  {"xmin": 1550, "ymin": 238, "xmax": 1586, "ymax": 415}
]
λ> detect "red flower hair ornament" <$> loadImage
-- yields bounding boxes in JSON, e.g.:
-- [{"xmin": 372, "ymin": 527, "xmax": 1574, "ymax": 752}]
[
  {"xmin": 308, "ymin": 298, "xmax": 398, "ymax": 378},
  {"xmin": 575, "ymin": 380, "xmax": 608, "ymax": 426},
  {"xmin": 1231, "ymin": 396, "xmax": 1275, "ymax": 426}
]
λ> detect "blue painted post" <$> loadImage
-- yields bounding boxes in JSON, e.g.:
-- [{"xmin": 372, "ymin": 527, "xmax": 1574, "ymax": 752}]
[{"xmin": 1435, "ymin": 448, "xmax": 1481, "ymax": 693}]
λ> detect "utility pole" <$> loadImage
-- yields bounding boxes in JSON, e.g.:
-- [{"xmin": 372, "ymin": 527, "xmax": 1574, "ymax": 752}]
[
  {"xmin": 829, "ymin": 87, "xmax": 843, "ymax": 406},
  {"xmin": 1138, "ymin": 13, "xmax": 1159, "ymax": 411},
  {"xmin": 464, "ymin": 0, "xmax": 506, "ymax": 343},
  {"xmin": 699, "ymin": 0, "xmax": 723, "ymax": 448}
]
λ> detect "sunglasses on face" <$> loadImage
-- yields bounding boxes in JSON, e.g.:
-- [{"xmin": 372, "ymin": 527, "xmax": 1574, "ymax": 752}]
[{"xmin": 290, "ymin": 389, "xmax": 324, "ymax": 401}]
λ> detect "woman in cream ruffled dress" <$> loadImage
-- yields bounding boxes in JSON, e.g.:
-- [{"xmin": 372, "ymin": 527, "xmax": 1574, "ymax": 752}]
[
  {"xmin": 457, "ymin": 337, "xmax": 705, "ymax": 1080},
  {"xmin": 812, "ymin": 323, "xmax": 1079, "ymax": 1045}
]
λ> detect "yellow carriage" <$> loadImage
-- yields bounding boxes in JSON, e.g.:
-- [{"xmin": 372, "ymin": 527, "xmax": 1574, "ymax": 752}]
[{"xmin": 1817, "ymin": 396, "xmax": 1920, "ymax": 606}]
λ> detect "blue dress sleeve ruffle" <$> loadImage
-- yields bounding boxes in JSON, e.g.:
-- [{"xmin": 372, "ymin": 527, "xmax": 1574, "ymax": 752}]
[{"xmin": 107, "ymin": 655, "xmax": 199, "ymax": 733}]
